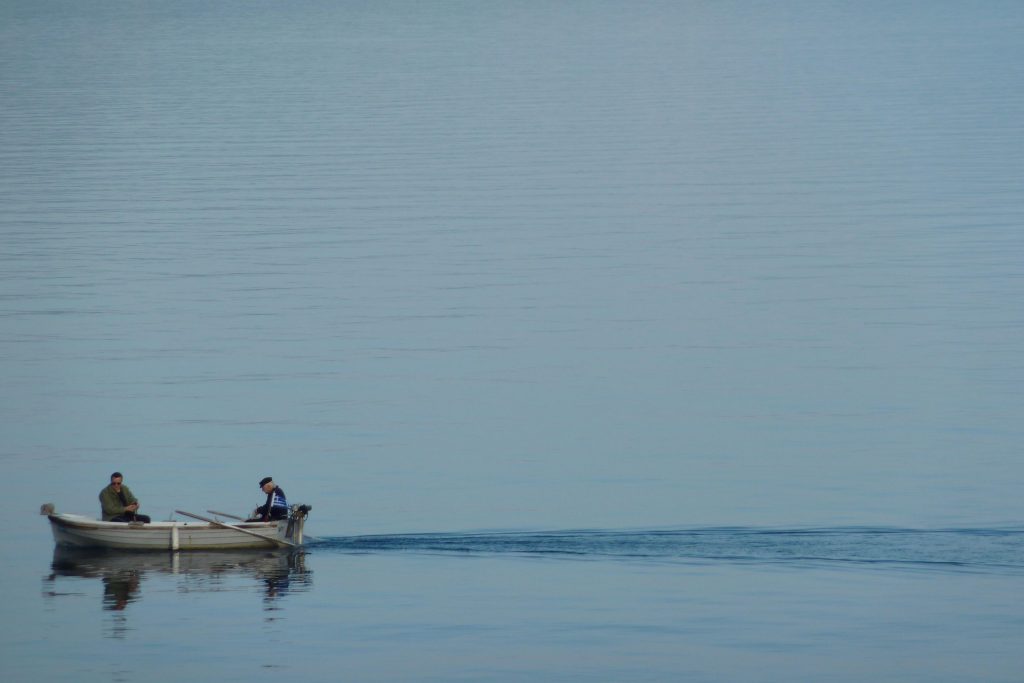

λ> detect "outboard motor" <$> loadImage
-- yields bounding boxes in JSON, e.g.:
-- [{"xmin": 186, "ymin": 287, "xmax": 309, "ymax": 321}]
[{"xmin": 285, "ymin": 504, "xmax": 312, "ymax": 543}]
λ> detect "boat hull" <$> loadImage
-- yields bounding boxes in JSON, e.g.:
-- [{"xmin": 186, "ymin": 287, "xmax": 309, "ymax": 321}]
[{"xmin": 48, "ymin": 513, "xmax": 306, "ymax": 550}]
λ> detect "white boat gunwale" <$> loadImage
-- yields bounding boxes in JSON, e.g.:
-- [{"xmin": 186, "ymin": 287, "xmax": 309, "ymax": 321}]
[{"xmin": 50, "ymin": 513, "xmax": 277, "ymax": 531}]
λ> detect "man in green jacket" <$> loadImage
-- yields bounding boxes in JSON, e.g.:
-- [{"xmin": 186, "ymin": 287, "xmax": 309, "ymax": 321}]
[{"xmin": 99, "ymin": 472, "xmax": 151, "ymax": 523}]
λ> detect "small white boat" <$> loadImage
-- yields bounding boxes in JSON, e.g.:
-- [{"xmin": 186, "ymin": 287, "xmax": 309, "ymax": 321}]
[{"xmin": 40, "ymin": 503, "xmax": 312, "ymax": 550}]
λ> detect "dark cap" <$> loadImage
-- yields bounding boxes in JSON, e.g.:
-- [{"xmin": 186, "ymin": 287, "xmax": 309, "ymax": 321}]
[{"xmin": 259, "ymin": 477, "xmax": 273, "ymax": 487}]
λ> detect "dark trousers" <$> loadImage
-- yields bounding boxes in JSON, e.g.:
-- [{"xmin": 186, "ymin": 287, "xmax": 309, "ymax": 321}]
[{"xmin": 110, "ymin": 513, "xmax": 151, "ymax": 523}]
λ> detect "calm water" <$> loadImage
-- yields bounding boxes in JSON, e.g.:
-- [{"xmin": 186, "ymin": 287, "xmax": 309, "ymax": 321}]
[{"xmin": 3, "ymin": 0, "xmax": 1024, "ymax": 680}]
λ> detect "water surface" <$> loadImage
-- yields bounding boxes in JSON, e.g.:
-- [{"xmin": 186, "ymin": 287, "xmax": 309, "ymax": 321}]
[{"xmin": 2, "ymin": 1, "xmax": 1023, "ymax": 680}]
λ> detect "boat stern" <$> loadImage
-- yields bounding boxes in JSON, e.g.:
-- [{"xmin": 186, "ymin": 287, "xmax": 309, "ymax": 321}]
[{"xmin": 284, "ymin": 504, "xmax": 312, "ymax": 544}]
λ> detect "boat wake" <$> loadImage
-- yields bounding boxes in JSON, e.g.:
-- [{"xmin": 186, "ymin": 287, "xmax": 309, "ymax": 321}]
[{"xmin": 308, "ymin": 526, "xmax": 1024, "ymax": 573}]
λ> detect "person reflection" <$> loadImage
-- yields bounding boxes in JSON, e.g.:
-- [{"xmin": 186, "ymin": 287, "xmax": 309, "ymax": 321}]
[
  {"xmin": 262, "ymin": 570, "xmax": 288, "ymax": 602},
  {"xmin": 102, "ymin": 570, "xmax": 141, "ymax": 611},
  {"xmin": 259, "ymin": 552, "xmax": 307, "ymax": 607}
]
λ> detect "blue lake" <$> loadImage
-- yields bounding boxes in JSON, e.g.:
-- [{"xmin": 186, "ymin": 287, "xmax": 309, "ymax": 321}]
[{"xmin": 2, "ymin": 1, "xmax": 1023, "ymax": 680}]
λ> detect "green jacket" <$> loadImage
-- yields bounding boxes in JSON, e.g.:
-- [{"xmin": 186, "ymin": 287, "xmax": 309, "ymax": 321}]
[{"xmin": 99, "ymin": 484, "xmax": 139, "ymax": 521}]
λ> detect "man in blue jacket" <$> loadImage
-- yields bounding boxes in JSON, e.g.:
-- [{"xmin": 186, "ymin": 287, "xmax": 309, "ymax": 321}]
[{"xmin": 250, "ymin": 476, "xmax": 289, "ymax": 522}]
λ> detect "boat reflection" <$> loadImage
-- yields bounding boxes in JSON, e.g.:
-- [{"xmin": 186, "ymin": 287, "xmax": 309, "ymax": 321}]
[{"xmin": 45, "ymin": 547, "xmax": 313, "ymax": 615}]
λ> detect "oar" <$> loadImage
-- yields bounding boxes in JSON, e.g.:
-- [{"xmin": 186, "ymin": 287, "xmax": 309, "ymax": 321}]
[
  {"xmin": 207, "ymin": 509, "xmax": 246, "ymax": 521},
  {"xmin": 175, "ymin": 509, "xmax": 295, "ymax": 548}
]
